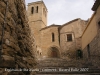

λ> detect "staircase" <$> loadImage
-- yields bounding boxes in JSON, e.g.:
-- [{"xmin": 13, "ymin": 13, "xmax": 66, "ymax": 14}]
[{"xmin": 36, "ymin": 58, "xmax": 100, "ymax": 75}]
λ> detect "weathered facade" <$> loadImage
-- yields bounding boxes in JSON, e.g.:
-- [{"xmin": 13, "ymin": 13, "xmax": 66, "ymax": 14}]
[
  {"xmin": 40, "ymin": 25, "xmax": 60, "ymax": 58},
  {"xmin": 60, "ymin": 19, "xmax": 87, "ymax": 59},
  {"xmin": 0, "ymin": 0, "xmax": 36, "ymax": 75},
  {"xmin": 28, "ymin": 1, "xmax": 47, "ymax": 59},
  {"xmin": 27, "ymin": 0, "xmax": 100, "ymax": 74},
  {"xmin": 27, "ymin": 1, "xmax": 87, "ymax": 60},
  {"xmin": 82, "ymin": 0, "xmax": 100, "ymax": 67}
]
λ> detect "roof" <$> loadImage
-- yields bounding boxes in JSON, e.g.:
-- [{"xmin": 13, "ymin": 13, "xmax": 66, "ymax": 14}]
[
  {"xmin": 92, "ymin": 0, "xmax": 100, "ymax": 11},
  {"xmin": 40, "ymin": 24, "xmax": 60, "ymax": 31},
  {"xmin": 59, "ymin": 18, "xmax": 80, "ymax": 29}
]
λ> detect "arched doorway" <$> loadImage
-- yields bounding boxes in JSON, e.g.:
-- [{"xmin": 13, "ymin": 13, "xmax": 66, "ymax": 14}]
[{"xmin": 48, "ymin": 47, "xmax": 60, "ymax": 58}]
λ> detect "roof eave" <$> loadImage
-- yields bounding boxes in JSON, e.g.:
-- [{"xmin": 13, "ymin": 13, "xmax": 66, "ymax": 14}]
[{"xmin": 92, "ymin": 0, "xmax": 100, "ymax": 11}]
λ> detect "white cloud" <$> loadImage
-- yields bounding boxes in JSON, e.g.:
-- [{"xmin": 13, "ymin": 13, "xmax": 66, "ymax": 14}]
[{"xmin": 25, "ymin": 0, "xmax": 94, "ymax": 25}]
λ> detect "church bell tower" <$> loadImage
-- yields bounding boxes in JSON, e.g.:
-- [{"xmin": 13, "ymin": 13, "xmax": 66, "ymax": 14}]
[{"xmin": 27, "ymin": 1, "xmax": 47, "ymax": 57}]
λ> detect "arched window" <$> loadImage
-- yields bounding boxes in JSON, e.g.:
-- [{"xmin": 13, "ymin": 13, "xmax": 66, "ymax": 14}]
[
  {"xmin": 36, "ymin": 6, "xmax": 38, "ymax": 13},
  {"xmin": 31, "ymin": 7, "xmax": 34, "ymax": 14},
  {"xmin": 52, "ymin": 33, "xmax": 55, "ymax": 42}
]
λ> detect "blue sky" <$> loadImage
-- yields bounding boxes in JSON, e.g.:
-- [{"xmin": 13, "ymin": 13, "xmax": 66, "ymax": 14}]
[{"xmin": 25, "ymin": 0, "xmax": 94, "ymax": 26}]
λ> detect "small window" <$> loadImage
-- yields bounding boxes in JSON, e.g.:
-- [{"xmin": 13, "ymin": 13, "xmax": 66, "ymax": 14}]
[
  {"xmin": 52, "ymin": 33, "xmax": 55, "ymax": 42},
  {"xmin": 67, "ymin": 34, "xmax": 72, "ymax": 41},
  {"xmin": 31, "ymin": 7, "xmax": 34, "ymax": 14},
  {"xmin": 36, "ymin": 6, "xmax": 38, "ymax": 13},
  {"xmin": 87, "ymin": 44, "xmax": 90, "ymax": 58}
]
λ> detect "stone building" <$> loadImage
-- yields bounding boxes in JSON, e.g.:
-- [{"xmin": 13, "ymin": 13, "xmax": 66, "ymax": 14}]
[
  {"xmin": 27, "ymin": 0, "xmax": 100, "ymax": 74},
  {"xmin": 82, "ymin": 0, "xmax": 100, "ymax": 66},
  {"xmin": 27, "ymin": 1, "xmax": 87, "ymax": 59},
  {"xmin": 27, "ymin": 1, "xmax": 47, "ymax": 58},
  {"xmin": 59, "ymin": 19, "xmax": 87, "ymax": 59},
  {"xmin": 0, "ymin": 0, "xmax": 36, "ymax": 75}
]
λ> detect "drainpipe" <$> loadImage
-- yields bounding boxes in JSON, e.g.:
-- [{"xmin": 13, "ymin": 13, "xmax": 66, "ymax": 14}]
[{"xmin": 0, "ymin": 0, "xmax": 8, "ymax": 57}]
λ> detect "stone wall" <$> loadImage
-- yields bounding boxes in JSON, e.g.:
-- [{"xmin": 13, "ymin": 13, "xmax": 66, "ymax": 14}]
[
  {"xmin": 40, "ymin": 25, "xmax": 60, "ymax": 58},
  {"xmin": 82, "ymin": 2, "xmax": 100, "ymax": 68},
  {"xmin": 59, "ymin": 19, "xmax": 87, "ymax": 59},
  {"xmin": 27, "ymin": 1, "xmax": 47, "ymax": 59},
  {"xmin": 83, "ymin": 29, "xmax": 100, "ymax": 67},
  {"xmin": 82, "ymin": 30, "xmax": 100, "ymax": 68},
  {"xmin": 0, "ymin": 0, "xmax": 36, "ymax": 75}
]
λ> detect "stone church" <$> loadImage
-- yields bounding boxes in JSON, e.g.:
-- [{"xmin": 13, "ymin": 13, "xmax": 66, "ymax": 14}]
[
  {"xmin": 0, "ymin": 0, "xmax": 100, "ymax": 75},
  {"xmin": 27, "ymin": 1, "xmax": 88, "ymax": 59}
]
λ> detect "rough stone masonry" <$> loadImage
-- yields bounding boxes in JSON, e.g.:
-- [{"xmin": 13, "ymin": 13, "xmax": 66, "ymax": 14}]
[{"xmin": 0, "ymin": 0, "xmax": 36, "ymax": 75}]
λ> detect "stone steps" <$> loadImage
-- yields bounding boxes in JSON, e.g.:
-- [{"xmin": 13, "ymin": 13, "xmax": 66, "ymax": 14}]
[
  {"xmin": 36, "ymin": 58, "xmax": 100, "ymax": 75},
  {"xmin": 36, "ymin": 71, "xmax": 100, "ymax": 75},
  {"xmin": 37, "ymin": 58, "xmax": 76, "ymax": 67},
  {"xmin": 36, "ymin": 74, "xmax": 100, "ymax": 75}
]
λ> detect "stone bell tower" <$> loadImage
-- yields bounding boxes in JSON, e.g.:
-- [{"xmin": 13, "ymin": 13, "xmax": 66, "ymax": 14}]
[{"xmin": 27, "ymin": 1, "xmax": 47, "ymax": 57}]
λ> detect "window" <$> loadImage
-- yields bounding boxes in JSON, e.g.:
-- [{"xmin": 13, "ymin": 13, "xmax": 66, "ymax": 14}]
[
  {"xmin": 52, "ymin": 33, "xmax": 55, "ymax": 42},
  {"xmin": 31, "ymin": 7, "xmax": 34, "ymax": 14},
  {"xmin": 36, "ymin": 6, "xmax": 38, "ymax": 13},
  {"xmin": 87, "ymin": 44, "xmax": 90, "ymax": 58},
  {"xmin": 67, "ymin": 34, "xmax": 72, "ymax": 41}
]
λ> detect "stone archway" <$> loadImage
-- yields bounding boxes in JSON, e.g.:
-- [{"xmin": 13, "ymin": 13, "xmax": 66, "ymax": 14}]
[{"xmin": 48, "ymin": 47, "xmax": 60, "ymax": 58}]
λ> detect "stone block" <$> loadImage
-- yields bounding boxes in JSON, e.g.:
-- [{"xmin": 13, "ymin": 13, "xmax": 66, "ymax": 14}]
[
  {"xmin": 17, "ymin": 62, "xmax": 27, "ymax": 68},
  {"xmin": 0, "ymin": 14, "xmax": 4, "ymax": 24},
  {"xmin": 0, "ymin": 1, "xmax": 6, "ymax": 15},
  {"xmin": 0, "ymin": 55, "xmax": 15, "ymax": 68},
  {"xmin": 5, "ymin": 25, "xmax": 11, "ymax": 32},
  {"xmin": 7, "ymin": 20, "xmax": 15, "ymax": 30},
  {"xmin": 0, "ymin": 0, "xmax": 36, "ymax": 75},
  {"xmin": 1, "ymin": 47, "xmax": 16, "ymax": 56},
  {"xmin": 8, "ymin": 72, "xmax": 25, "ymax": 75},
  {"xmin": 0, "ymin": 12, "xmax": 4, "ymax": 19},
  {"xmin": 22, "ymin": 57, "xmax": 37, "ymax": 66},
  {"xmin": 3, "ymin": 38, "xmax": 20, "ymax": 51},
  {"xmin": 98, "ymin": 41, "xmax": 100, "ymax": 47}
]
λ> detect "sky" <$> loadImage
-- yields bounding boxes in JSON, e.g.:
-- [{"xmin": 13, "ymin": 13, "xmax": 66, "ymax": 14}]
[{"xmin": 25, "ymin": 0, "xmax": 94, "ymax": 26}]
